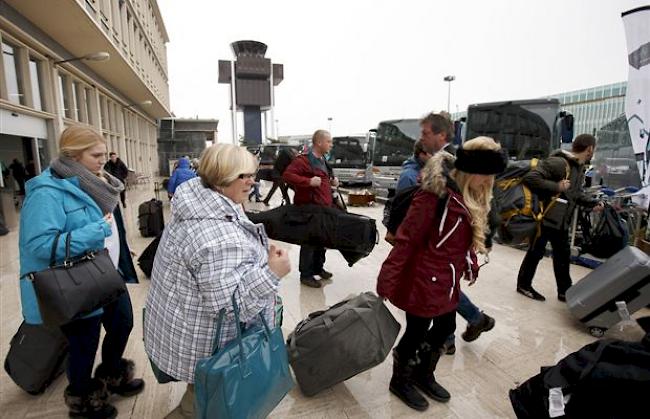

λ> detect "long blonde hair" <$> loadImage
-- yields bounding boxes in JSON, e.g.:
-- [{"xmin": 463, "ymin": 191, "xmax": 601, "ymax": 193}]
[
  {"xmin": 59, "ymin": 126, "xmax": 106, "ymax": 158},
  {"xmin": 452, "ymin": 136, "xmax": 500, "ymax": 254}
]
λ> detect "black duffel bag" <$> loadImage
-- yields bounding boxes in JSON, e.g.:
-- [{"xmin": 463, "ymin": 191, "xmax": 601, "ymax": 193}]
[
  {"xmin": 247, "ymin": 205, "xmax": 377, "ymax": 266},
  {"xmin": 29, "ymin": 232, "xmax": 127, "ymax": 326}
]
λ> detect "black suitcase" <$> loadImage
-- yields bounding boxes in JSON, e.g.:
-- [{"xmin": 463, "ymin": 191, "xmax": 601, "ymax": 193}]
[
  {"xmin": 4, "ymin": 322, "xmax": 69, "ymax": 395},
  {"xmin": 247, "ymin": 205, "xmax": 377, "ymax": 266},
  {"xmin": 138, "ymin": 199, "xmax": 164, "ymax": 237},
  {"xmin": 138, "ymin": 233, "xmax": 162, "ymax": 278},
  {"xmin": 566, "ymin": 245, "xmax": 650, "ymax": 337}
]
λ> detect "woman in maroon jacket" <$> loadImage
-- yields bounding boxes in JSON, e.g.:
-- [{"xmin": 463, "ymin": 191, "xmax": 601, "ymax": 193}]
[{"xmin": 377, "ymin": 136, "xmax": 507, "ymax": 411}]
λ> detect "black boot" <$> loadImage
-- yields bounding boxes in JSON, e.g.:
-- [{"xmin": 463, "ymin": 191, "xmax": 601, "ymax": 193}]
[
  {"xmin": 389, "ymin": 350, "xmax": 429, "ymax": 411},
  {"xmin": 95, "ymin": 359, "xmax": 145, "ymax": 397},
  {"xmin": 413, "ymin": 343, "xmax": 451, "ymax": 402},
  {"xmin": 64, "ymin": 379, "xmax": 117, "ymax": 419}
]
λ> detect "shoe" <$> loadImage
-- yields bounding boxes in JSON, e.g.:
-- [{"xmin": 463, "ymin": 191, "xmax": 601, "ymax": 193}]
[
  {"xmin": 262, "ymin": 201, "xmax": 270, "ymax": 207},
  {"xmin": 255, "ymin": 198, "xmax": 263, "ymax": 203},
  {"xmin": 317, "ymin": 270, "xmax": 333, "ymax": 280},
  {"xmin": 95, "ymin": 359, "xmax": 145, "ymax": 397},
  {"xmin": 517, "ymin": 286, "xmax": 546, "ymax": 302},
  {"xmin": 413, "ymin": 344, "xmax": 451, "ymax": 403},
  {"xmin": 557, "ymin": 293, "xmax": 566, "ymax": 302},
  {"xmin": 300, "ymin": 276, "xmax": 322, "ymax": 288},
  {"xmin": 442, "ymin": 342, "xmax": 456, "ymax": 355},
  {"xmin": 462, "ymin": 313, "xmax": 496, "ymax": 342},
  {"xmin": 389, "ymin": 351, "xmax": 429, "ymax": 411},
  {"xmin": 64, "ymin": 379, "xmax": 117, "ymax": 419}
]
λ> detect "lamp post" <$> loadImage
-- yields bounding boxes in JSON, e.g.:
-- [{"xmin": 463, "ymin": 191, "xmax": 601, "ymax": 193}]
[
  {"xmin": 327, "ymin": 117, "xmax": 333, "ymax": 133},
  {"xmin": 443, "ymin": 75, "xmax": 455, "ymax": 114},
  {"xmin": 54, "ymin": 51, "xmax": 110, "ymax": 64}
]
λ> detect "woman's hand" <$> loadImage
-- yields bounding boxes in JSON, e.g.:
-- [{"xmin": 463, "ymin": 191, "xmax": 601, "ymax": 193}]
[
  {"xmin": 268, "ymin": 244, "xmax": 290, "ymax": 278},
  {"xmin": 103, "ymin": 213, "xmax": 113, "ymax": 225}
]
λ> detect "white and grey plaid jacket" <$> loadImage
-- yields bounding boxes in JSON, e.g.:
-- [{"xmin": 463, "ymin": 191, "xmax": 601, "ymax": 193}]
[{"xmin": 144, "ymin": 177, "xmax": 279, "ymax": 382}]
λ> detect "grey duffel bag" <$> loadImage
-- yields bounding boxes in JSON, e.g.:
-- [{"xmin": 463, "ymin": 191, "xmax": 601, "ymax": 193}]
[{"xmin": 286, "ymin": 291, "xmax": 400, "ymax": 396}]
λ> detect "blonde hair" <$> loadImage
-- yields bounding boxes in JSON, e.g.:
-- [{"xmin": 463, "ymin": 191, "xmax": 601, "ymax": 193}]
[
  {"xmin": 452, "ymin": 136, "xmax": 500, "ymax": 254},
  {"xmin": 198, "ymin": 144, "xmax": 258, "ymax": 189},
  {"xmin": 59, "ymin": 126, "xmax": 106, "ymax": 158}
]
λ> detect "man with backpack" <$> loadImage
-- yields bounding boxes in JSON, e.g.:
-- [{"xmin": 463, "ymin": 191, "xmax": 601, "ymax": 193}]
[
  {"xmin": 516, "ymin": 134, "xmax": 603, "ymax": 302},
  {"xmin": 283, "ymin": 130, "xmax": 339, "ymax": 288},
  {"xmin": 385, "ymin": 113, "xmax": 495, "ymax": 354}
]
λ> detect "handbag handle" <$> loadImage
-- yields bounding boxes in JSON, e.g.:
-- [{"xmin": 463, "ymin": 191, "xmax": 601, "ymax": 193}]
[{"xmin": 48, "ymin": 232, "xmax": 72, "ymax": 267}]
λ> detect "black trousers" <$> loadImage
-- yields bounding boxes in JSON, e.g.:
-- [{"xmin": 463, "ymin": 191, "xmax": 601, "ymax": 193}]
[
  {"xmin": 263, "ymin": 180, "xmax": 291, "ymax": 204},
  {"xmin": 395, "ymin": 310, "xmax": 457, "ymax": 361},
  {"xmin": 120, "ymin": 190, "xmax": 126, "ymax": 207},
  {"xmin": 517, "ymin": 226, "xmax": 572, "ymax": 294},
  {"xmin": 299, "ymin": 245, "xmax": 326, "ymax": 278},
  {"xmin": 60, "ymin": 292, "xmax": 134, "ymax": 394}
]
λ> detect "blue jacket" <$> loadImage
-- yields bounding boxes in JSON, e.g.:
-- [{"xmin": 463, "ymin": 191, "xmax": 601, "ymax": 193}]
[
  {"xmin": 167, "ymin": 158, "xmax": 196, "ymax": 195},
  {"xmin": 19, "ymin": 168, "xmax": 113, "ymax": 324},
  {"xmin": 396, "ymin": 156, "xmax": 425, "ymax": 192}
]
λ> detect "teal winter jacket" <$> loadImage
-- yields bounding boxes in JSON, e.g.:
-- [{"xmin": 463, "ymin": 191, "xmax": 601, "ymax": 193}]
[{"xmin": 19, "ymin": 168, "xmax": 112, "ymax": 324}]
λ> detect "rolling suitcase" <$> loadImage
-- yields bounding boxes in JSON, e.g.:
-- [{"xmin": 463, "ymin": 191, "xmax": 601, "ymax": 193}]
[
  {"xmin": 138, "ymin": 199, "xmax": 164, "ymax": 237},
  {"xmin": 286, "ymin": 292, "xmax": 400, "ymax": 396},
  {"xmin": 566, "ymin": 245, "xmax": 650, "ymax": 337},
  {"xmin": 4, "ymin": 322, "xmax": 69, "ymax": 394}
]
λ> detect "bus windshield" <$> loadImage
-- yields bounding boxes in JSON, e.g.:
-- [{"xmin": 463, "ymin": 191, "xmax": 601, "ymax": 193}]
[
  {"xmin": 328, "ymin": 136, "xmax": 367, "ymax": 168},
  {"xmin": 465, "ymin": 100, "xmax": 560, "ymax": 160},
  {"xmin": 372, "ymin": 119, "xmax": 420, "ymax": 166}
]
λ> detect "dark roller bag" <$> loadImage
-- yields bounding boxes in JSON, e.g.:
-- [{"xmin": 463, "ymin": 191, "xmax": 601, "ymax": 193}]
[
  {"xmin": 247, "ymin": 205, "xmax": 377, "ymax": 266},
  {"xmin": 286, "ymin": 292, "xmax": 400, "ymax": 396},
  {"xmin": 138, "ymin": 233, "xmax": 162, "ymax": 278},
  {"xmin": 4, "ymin": 322, "xmax": 69, "ymax": 395},
  {"xmin": 566, "ymin": 245, "xmax": 650, "ymax": 336},
  {"xmin": 138, "ymin": 199, "xmax": 164, "ymax": 237}
]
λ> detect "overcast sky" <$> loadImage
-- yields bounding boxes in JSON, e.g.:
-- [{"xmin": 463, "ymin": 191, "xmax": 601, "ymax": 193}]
[{"xmin": 157, "ymin": 0, "xmax": 648, "ymax": 142}]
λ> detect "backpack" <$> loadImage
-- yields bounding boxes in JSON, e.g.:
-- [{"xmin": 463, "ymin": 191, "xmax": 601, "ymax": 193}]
[
  {"xmin": 493, "ymin": 159, "xmax": 541, "ymax": 245},
  {"xmin": 382, "ymin": 185, "xmax": 448, "ymax": 236},
  {"xmin": 274, "ymin": 148, "xmax": 298, "ymax": 176}
]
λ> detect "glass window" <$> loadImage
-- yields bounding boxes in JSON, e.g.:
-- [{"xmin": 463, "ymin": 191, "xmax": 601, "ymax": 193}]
[
  {"xmin": 59, "ymin": 74, "xmax": 71, "ymax": 118},
  {"xmin": 84, "ymin": 88, "xmax": 93, "ymax": 124},
  {"xmin": 3, "ymin": 42, "xmax": 24, "ymax": 105},
  {"xmin": 28, "ymin": 58, "xmax": 43, "ymax": 111},
  {"xmin": 71, "ymin": 82, "xmax": 79, "ymax": 121},
  {"xmin": 100, "ymin": 95, "xmax": 107, "ymax": 128}
]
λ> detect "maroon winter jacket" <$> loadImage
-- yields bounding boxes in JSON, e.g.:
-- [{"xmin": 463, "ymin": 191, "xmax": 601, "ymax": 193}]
[
  {"xmin": 377, "ymin": 152, "xmax": 479, "ymax": 318},
  {"xmin": 282, "ymin": 154, "xmax": 333, "ymax": 207}
]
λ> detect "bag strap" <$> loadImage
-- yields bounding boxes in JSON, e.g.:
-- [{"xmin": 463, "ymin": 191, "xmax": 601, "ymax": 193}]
[
  {"xmin": 64, "ymin": 231, "xmax": 72, "ymax": 261},
  {"xmin": 49, "ymin": 233, "xmax": 61, "ymax": 267},
  {"xmin": 210, "ymin": 308, "xmax": 227, "ymax": 356}
]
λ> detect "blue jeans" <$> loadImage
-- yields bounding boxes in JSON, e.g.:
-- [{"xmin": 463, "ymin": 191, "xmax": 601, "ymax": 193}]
[
  {"xmin": 445, "ymin": 291, "xmax": 482, "ymax": 346},
  {"xmin": 60, "ymin": 292, "xmax": 134, "ymax": 394}
]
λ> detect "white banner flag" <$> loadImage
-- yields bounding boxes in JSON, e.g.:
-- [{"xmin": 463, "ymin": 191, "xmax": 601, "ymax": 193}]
[{"xmin": 622, "ymin": 6, "xmax": 650, "ymax": 186}]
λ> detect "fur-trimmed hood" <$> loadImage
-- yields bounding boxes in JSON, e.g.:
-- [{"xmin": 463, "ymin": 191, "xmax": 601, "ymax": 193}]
[{"xmin": 419, "ymin": 151, "xmax": 460, "ymax": 196}]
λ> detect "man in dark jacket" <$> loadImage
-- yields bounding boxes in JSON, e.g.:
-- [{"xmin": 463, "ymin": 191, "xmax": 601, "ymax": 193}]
[
  {"xmin": 262, "ymin": 147, "xmax": 296, "ymax": 206},
  {"xmin": 105, "ymin": 152, "xmax": 130, "ymax": 207},
  {"xmin": 283, "ymin": 130, "xmax": 339, "ymax": 288},
  {"xmin": 517, "ymin": 134, "xmax": 603, "ymax": 302},
  {"xmin": 9, "ymin": 158, "xmax": 27, "ymax": 195}
]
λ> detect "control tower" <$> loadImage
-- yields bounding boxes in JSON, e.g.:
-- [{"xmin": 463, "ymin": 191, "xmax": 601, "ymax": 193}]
[{"xmin": 218, "ymin": 41, "xmax": 284, "ymax": 146}]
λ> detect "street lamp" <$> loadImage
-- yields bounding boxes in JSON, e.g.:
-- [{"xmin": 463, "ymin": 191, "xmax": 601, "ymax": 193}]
[
  {"xmin": 327, "ymin": 117, "xmax": 333, "ymax": 133},
  {"xmin": 443, "ymin": 75, "xmax": 455, "ymax": 114},
  {"xmin": 54, "ymin": 51, "xmax": 110, "ymax": 64}
]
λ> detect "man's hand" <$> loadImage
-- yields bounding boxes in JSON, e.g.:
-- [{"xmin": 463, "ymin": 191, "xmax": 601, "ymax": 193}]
[
  {"xmin": 331, "ymin": 177, "xmax": 340, "ymax": 187},
  {"xmin": 558, "ymin": 179, "xmax": 570, "ymax": 192},
  {"xmin": 592, "ymin": 202, "xmax": 605, "ymax": 212},
  {"xmin": 309, "ymin": 176, "xmax": 322, "ymax": 187}
]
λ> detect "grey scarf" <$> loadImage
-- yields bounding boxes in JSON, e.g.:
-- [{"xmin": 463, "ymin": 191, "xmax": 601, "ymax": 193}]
[{"xmin": 50, "ymin": 157, "xmax": 124, "ymax": 214}]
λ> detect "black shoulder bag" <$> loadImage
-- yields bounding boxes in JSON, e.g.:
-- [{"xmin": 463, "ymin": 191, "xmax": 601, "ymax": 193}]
[{"xmin": 29, "ymin": 232, "xmax": 126, "ymax": 326}]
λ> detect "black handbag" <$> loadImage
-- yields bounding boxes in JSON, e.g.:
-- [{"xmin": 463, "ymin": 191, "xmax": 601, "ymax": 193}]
[
  {"xmin": 542, "ymin": 197, "xmax": 569, "ymax": 230},
  {"xmin": 28, "ymin": 232, "xmax": 127, "ymax": 326}
]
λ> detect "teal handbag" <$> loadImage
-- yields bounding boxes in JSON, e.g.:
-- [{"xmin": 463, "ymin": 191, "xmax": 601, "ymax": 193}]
[{"xmin": 194, "ymin": 293, "xmax": 294, "ymax": 419}]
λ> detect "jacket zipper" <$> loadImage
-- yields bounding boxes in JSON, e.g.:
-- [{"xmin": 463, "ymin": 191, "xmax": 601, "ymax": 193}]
[
  {"xmin": 448, "ymin": 263, "xmax": 456, "ymax": 300},
  {"xmin": 437, "ymin": 216, "xmax": 462, "ymax": 249}
]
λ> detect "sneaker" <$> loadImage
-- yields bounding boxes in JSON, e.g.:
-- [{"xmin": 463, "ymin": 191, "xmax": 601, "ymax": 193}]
[
  {"xmin": 442, "ymin": 342, "xmax": 456, "ymax": 355},
  {"xmin": 300, "ymin": 276, "xmax": 321, "ymax": 288},
  {"xmin": 462, "ymin": 313, "xmax": 495, "ymax": 342},
  {"xmin": 557, "ymin": 293, "xmax": 566, "ymax": 302},
  {"xmin": 516, "ymin": 286, "xmax": 546, "ymax": 301},
  {"xmin": 317, "ymin": 270, "xmax": 333, "ymax": 280}
]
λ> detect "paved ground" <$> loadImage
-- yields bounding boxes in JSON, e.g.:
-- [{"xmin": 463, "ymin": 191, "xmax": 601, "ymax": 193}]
[{"xmin": 1, "ymin": 181, "xmax": 647, "ymax": 418}]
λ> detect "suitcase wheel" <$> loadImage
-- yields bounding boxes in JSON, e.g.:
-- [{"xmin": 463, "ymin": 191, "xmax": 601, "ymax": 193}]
[{"xmin": 588, "ymin": 326, "xmax": 606, "ymax": 338}]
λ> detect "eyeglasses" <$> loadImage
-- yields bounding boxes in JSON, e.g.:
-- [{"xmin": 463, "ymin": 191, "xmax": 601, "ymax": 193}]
[{"xmin": 237, "ymin": 173, "xmax": 256, "ymax": 180}]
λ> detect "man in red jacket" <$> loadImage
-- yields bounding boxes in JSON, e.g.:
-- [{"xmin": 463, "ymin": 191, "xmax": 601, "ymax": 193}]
[{"xmin": 283, "ymin": 130, "xmax": 339, "ymax": 288}]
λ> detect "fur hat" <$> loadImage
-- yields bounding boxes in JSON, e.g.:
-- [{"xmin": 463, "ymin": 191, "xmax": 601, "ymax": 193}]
[{"xmin": 454, "ymin": 146, "xmax": 508, "ymax": 175}]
